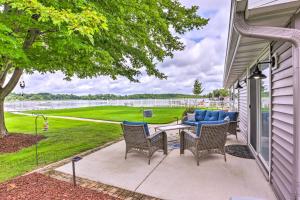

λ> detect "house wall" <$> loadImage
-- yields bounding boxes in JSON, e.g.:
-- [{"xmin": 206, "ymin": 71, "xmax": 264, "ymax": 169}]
[
  {"xmin": 270, "ymin": 40, "xmax": 295, "ymax": 200},
  {"xmin": 238, "ymin": 76, "xmax": 248, "ymax": 141},
  {"xmin": 236, "ymin": 40, "xmax": 295, "ymax": 200}
]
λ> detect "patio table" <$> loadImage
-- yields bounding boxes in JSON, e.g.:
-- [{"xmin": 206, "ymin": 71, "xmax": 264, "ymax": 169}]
[
  {"xmin": 154, "ymin": 124, "xmax": 193, "ymax": 132},
  {"xmin": 154, "ymin": 124, "xmax": 193, "ymax": 150}
]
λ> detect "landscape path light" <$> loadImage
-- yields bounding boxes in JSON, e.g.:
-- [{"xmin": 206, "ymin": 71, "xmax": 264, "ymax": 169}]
[{"xmin": 72, "ymin": 156, "xmax": 82, "ymax": 186}]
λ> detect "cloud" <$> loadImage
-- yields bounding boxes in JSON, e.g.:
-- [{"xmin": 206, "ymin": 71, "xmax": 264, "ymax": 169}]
[{"xmin": 13, "ymin": 1, "xmax": 231, "ymax": 95}]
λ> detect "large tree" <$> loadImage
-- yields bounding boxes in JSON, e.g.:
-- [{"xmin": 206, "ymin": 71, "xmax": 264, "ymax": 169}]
[{"xmin": 0, "ymin": 0, "xmax": 208, "ymax": 136}]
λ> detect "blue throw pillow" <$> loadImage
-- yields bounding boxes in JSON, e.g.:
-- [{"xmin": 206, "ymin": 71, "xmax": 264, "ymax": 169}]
[
  {"xmin": 218, "ymin": 110, "xmax": 226, "ymax": 120},
  {"xmin": 195, "ymin": 110, "xmax": 207, "ymax": 121},
  {"xmin": 123, "ymin": 121, "xmax": 150, "ymax": 136},
  {"xmin": 204, "ymin": 111, "xmax": 220, "ymax": 121},
  {"xmin": 227, "ymin": 112, "xmax": 238, "ymax": 121},
  {"xmin": 195, "ymin": 120, "xmax": 225, "ymax": 136},
  {"xmin": 218, "ymin": 111, "xmax": 238, "ymax": 121}
]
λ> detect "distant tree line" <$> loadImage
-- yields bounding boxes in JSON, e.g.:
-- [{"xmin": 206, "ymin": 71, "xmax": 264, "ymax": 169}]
[
  {"xmin": 7, "ymin": 93, "xmax": 204, "ymax": 101},
  {"xmin": 191, "ymin": 79, "xmax": 229, "ymax": 99},
  {"xmin": 205, "ymin": 88, "xmax": 229, "ymax": 99}
]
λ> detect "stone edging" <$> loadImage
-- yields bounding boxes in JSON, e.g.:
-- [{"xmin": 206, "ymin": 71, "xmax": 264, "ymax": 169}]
[
  {"xmin": 27, "ymin": 139, "xmax": 160, "ymax": 200},
  {"xmin": 45, "ymin": 170, "xmax": 159, "ymax": 200}
]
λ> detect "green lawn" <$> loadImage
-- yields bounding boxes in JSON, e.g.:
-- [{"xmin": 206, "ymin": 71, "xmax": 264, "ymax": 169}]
[
  {"xmin": 0, "ymin": 113, "xmax": 122, "ymax": 182},
  {"xmin": 27, "ymin": 106, "xmax": 187, "ymax": 124}
]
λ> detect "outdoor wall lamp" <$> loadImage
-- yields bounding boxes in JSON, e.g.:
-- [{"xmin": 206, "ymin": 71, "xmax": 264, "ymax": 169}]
[
  {"xmin": 248, "ymin": 64, "xmax": 266, "ymax": 80},
  {"xmin": 248, "ymin": 56, "xmax": 276, "ymax": 80},
  {"xmin": 235, "ymin": 81, "xmax": 243, "ymax": 89}
]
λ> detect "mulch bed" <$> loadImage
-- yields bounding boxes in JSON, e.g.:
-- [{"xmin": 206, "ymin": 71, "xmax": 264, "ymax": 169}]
[
  {"xmin": 0, "ymin": 173, "xmax": 117, "ymax": 200},
  {"xmin": 0, "ymin": 133, "xmax": 45, "ymax": 153}
]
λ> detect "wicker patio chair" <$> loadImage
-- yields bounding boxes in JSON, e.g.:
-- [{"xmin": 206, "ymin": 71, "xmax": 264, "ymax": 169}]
[
  {"xmin": 227, "ymin": 121, "xmax": 238, "ymax": 140},
  {"xmin": 121, "ymin": 123, "xmax": 168, "ymax": 165},
  {"xmin": 180, "ymin": 122, "xmax": 229, "ymax": 166}
]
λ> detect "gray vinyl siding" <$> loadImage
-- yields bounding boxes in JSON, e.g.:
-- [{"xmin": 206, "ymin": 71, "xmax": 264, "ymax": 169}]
[
  {"xmin": 238, "ymin": 77, "xmax": 248, "ymax": 141},
  {"xmin": 271, "ymin": 41, "xmax": 294, "ymax": 200}
]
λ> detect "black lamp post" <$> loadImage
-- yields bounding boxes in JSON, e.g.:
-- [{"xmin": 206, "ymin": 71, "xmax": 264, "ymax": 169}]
[{"xmin": 34, "ymin": 114, "xmax": 48, "ymax": 166}]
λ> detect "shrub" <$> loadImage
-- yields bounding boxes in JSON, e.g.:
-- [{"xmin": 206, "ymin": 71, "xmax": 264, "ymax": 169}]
[{"xmin": 182, "ymin": 107, "xmax": 196, "ymax": 117}]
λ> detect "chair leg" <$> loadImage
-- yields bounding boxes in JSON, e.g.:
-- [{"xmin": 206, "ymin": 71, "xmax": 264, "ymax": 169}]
[
  {"xmin": 180, "ymin": 131, "xmax": 185, "ymax": 155},
  {"xmin": 236, "ymin": 133, "xmax": 238, "ymax": 140},
  {"xmin": 163, "ymin": 147, "xmax": 168, "ymax": 155},
  {"xmin": 224, "ymin": 153, "xmax": 227, "ymax": 162},
  {"xmin": 181, "ymin": 149, "xmax": 185, "ymax": 155},
  {"xmin": 148, "ymin": 152, "xmax": 151, "ymax": 165},
  {"xmin": 125, "ymin": 147, "xmax": 128, "ymax": 160},
  {"xmin": 163, "ymin": 132, "xmax": 168, "ymax": 155}
]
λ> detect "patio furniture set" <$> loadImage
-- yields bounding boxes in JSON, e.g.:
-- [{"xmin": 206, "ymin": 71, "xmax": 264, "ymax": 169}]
[{"xmin": 121, "ymin": 110, "xmax": 239, "ymax": 166}]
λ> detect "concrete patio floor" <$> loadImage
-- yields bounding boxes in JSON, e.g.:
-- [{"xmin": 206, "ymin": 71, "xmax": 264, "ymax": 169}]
[{"xmin": 56, "ymin": 130, "xmax": 277, "ymax": 200}]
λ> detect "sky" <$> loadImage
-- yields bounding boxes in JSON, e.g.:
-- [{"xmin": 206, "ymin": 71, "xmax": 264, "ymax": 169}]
[{"xmin": 13, "ymin": 0, "xmax": 231, "ymax": 96}]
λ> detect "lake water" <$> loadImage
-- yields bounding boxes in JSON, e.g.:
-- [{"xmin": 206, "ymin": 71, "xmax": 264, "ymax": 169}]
[{"xmin": 5, "ymin": 99, "xmax": 231, "ymax": 112}]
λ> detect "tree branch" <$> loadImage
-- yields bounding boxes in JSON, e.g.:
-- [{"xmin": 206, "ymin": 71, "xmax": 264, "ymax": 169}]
[
  {"xmin": 23, "ymin": 28, "xmax": 40, "ymax": 49},
  {"xmin": 40, "ymin": 29, "xmax": 59, "ymax": 35},
  {"xmin": 0, "ymin": 67, "xmax": 23, "ymax": 99},
  {"xmin": 0, "ymin": 62, "xmax": 12, "ymax": 88}
]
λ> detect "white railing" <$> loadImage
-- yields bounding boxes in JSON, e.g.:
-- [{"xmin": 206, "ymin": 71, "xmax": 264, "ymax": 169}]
[{"xmin": 5, "ymin": 99, "xmax": 232, "ymax": 112}]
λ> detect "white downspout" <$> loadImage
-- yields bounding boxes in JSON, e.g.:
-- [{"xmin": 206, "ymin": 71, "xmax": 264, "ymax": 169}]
[{"xmin": 233, "ymin": 12, "xmax": 300, "ymax": 199}]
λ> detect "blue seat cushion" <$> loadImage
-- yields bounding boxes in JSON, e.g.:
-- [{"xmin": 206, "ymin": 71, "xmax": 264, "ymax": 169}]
[
  {"xmin": 195, "ymin": 120, "xmax": 225, "ymax": 136},
  {"xmin": 183, "ymin": 120, "xmax": 202, "ymax": 126},
  {"xmin": 195, "ymin": 110, "xmax": 207, "ymax": 121},
  {"xmin": 204, "ymin": 111, "xmax": 220, "ymax": 121},
  {"xmin": 218, "ymin": 111, "xmax": 238, "ymax": 121},
  {"xmin": 123, "ymin": 121, "xmax": 150, "ymax": 136}
]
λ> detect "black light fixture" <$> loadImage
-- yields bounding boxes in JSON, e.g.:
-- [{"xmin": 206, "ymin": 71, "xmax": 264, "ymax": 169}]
[
  {"xmin": 248, "ymin": 63, "xmax": 267, "ymax": 80},
  {"xmin": 248, "ymin": 56, "xmax": 276, "ymax": 80},
  {"xmin": 235, "ymin": 81, "xmax": 243, "ymax": 89}
]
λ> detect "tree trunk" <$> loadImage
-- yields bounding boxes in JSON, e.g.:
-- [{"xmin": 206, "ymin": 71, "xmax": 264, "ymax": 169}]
[
  {"xmin": 0, "ymin": 99, "xmax": 7, "ymax": 137},
  {"xmin": 0, "ymin": 26, "xmax": 39, "ymax": 137},
  {"xmin": 0, "ymin": 68, "xmax": 23, "ymax": 137}
]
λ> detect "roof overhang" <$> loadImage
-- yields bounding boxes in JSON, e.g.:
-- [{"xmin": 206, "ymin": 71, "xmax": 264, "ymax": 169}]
[{"xmin": 223, "ymin": 0, "xmax": 300, "ymax": 88}]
